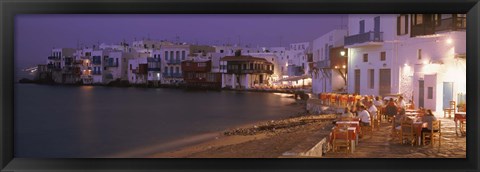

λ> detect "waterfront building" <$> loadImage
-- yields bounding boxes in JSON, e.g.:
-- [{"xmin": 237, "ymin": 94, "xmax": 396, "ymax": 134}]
[
  {"xmin": 91, "ymin": 49, "xmax": 111, "ymax": 84},
  {"xmin": 104, "ymin": 51, "xmax": 134, "ymax": 84},
  {"xmin": 75, "ymin": 47, "xmax": 95, "ymax": 84},
  {"xmin": 148, "ymin": 50, "xmax": 163, "ymax": 85},
  {"xmin": 160, "ymin": 44, "xmax": 190, "ymax": 84},
  {"xmin": 246, "ymin": 53, "xmax": 282, "ymax": 82},
  {"xmin": 47, "ymin": 48, "xmax": 76, "ymax": 83},
  {"xmin": 220, "ymin": 51, "xmax": 275, "ymax": 89},
  {"xmin": 345, "ymin": 14, "xmax": 466, "ymax": 112},
  {"xmin": 128, "ymin": 57, "xmax": 148, "ymax": 85},
  {"xmin": 311, "ymin": 29, "xmax": 348, "ymax": 94},
  {"xmin": 267, "ymin": 47, "xmax": 288, "ymax": 76},
  {"xmin": 181, "ymin": 58, "xmax": 222, "ymax": 88},
  {"xmin": 285, "ymin": 42, "xmax": 310, "ymax": 77}
]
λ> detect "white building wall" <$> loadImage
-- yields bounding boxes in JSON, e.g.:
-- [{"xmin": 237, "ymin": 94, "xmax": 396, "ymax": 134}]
[{"xmin": 311, "ymin": 29, "xmax": 347, "ymax": 94}]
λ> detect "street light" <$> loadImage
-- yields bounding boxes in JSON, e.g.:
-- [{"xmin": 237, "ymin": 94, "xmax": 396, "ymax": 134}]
[
  {"xmin": 340, "ymin": 51, "xmax": 346, "ymax": 56},
  {"xmin": 446, "ymin": 38, "xmax": 453, "ymax": 44}
]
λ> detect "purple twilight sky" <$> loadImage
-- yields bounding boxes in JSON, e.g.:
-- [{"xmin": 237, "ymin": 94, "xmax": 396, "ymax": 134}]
[{"xmin": 15, "ymin": 14, "xmax": 347, "ymax": 68}]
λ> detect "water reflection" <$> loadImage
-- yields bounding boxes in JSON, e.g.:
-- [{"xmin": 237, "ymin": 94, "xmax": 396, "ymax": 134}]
[{"xmin": 15, "ymin": 84, "xmax": 302, "ymax": 157}]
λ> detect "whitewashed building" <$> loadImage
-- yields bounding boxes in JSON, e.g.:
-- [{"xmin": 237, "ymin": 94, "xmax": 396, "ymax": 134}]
[
  {"xmin": 104, "ymin": 51, "xmax": 134, "ymax": 83},
  {"xmin": 345, "ymin": 14, "xmax": 466, "ymax": 112},
  {"xmin": 91, "ymin": 49, "xmax": 111, "ymax": 84},
  {"xmin": 286, "ymin": 42, "xmax": 310, "ymax": 77},
  {"xmin": 311, "ymin": 29, "xmax": 348, "ymax": 94},
  {"xmin": 47, "ymin": 48, "xmax": 76, "ymax": 83},
  {"xmin": 128, "ymin": 57, "xmax": 148, "ymax": 84},
  {"xmin": 160, "ymin": 44, "xmax": 190, "ymax": 84}
]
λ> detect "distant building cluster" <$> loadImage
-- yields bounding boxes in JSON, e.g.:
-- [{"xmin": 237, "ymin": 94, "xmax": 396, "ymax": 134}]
[{"xmin": 35, "ymin": 14, "xmax": 466, "ymax": 112}]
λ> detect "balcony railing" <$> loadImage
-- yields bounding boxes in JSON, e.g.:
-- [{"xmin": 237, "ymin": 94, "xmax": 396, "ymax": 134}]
[
  {"xmin": 167, "ymin": 59, "xmax": 181, "ymax": 65},
  {"xmin": 317, "ymin": 60, "xmax": 331, "ymax": 68},
  {"xmin": 147, "ymin": 68, "xmax": 161, "ymax": 71},
  {"xmin": 163, "ymin": 73, "xmax": 183, "ymax": 78},
  {"xmin": 105, "ymin": 62, "xmax": 119, "ymax": 67},
  {"xmin": 344, "ymin": 31, "xmax": 383, "ymax": 46},
  {"xmin": 147, "ymin": 58, "xmax": 161, "ymax": 62},
  {"xmin": 48, "ymin": 56, "xmax": 61, "ymax": 60},
  {"xmin": 172, "ymin": 73, "xmax": 183, "ymax": 78},
  {"xmin": 227, "ymin": 69, "xmax": 274, "ymax": 75}
]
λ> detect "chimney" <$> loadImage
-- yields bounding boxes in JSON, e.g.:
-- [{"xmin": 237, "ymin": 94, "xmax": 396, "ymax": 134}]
[{"xmin": 235, "ymin": 49, "xmax": 242, "ymax": 56}]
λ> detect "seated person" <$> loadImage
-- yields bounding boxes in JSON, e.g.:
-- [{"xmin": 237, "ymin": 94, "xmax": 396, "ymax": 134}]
[
  {"xmin": 421, "ymin": 109, "xmax": 438, "ymax": 133},
  {"xmin": 368, "ymin": 100, "xmax": 378, "ymax": 120},
  {"xmin": 384, "ymin": 98, "xmax": 398, "ymax": 121},
  {"xmin": 357, "ymin": 105, "xmax": 371, "ymax": 126},
  {"xmin": 340, "ymin": 107, "xmax": 354, "ymax": 119},
  {"xmin": 373, "ymin": 96, "xmax": 384, "ymax": 107}
]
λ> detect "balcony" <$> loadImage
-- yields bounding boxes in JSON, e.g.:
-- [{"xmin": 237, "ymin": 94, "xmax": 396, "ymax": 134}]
[
  {"xmin": 48, "ymin": 56, "xmax": 61, "ymax": 60},
  {"xmin": 344, "ymin": 31, "xmax": 383, "ymax": 47},
  {"xmin": 227, "ymin": 69, "xmax": 274, "ymax": 75},
  {"xmin": 412, "ymin": 17, "xmax": 466, "ymax": 37},
  {"xmin": 167, "ymin": 59, "xmax": 181, "ymax": 65},
  {"xmin": 317, "ymin": 60, "xmax": 331, "ymax": 68},
  {"xmin": 105, "ymin": 62, "xmax": 119, "ymax": 67},
  {"xmin": 172, "ymin": 73, "xmax": 183, "ymax": 78},
  {"xmin": 163, "ymin": 73, "xmax": 182, "ymax": 78},
  {"xmin": 147, "ymin": 58, "xmax": 161, "ymax": 62},
  {"xmin": 147, "ymin": 68, "xmax": 161, "ymax": 71}
]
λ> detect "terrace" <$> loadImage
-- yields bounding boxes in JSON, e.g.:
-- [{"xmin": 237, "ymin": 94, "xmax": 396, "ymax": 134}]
[{"xmin": 344, "ymin": 31, "xmax": 384, "ymax": 47}]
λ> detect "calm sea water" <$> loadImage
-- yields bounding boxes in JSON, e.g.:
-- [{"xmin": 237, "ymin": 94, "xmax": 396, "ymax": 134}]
[{"xmin": 15, "ymin": 84, "xmax": 301, "ymax": 158}]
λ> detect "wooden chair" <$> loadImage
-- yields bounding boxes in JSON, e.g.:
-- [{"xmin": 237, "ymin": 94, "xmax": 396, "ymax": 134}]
[
  {"xmin": 390, "ymin": 117, "xmax": 402, "ymax": 143},
  {"xmin": 422, "ymin": 120, "xmax": 442, "ymax": 147},
  {"xmin": 444, "ymin": 101, "xmax": 456, "ymax": 118},
  {"xmin": 361, "ymin": 122, "xmax": 373, "ymax": 138},
  {"xmin": 400, "ymin": 119, "xmax": 415, "ymax": 146},
  {"xmin": 332, "ymin": 127, "xmax": 351, "ymax": 153},
  {"xmin": 371, "ymin": 111, "xmax": 380, "ymax": 131}
]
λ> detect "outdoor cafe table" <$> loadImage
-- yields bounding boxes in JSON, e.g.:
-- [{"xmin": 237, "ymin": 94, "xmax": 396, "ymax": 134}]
[
  {"xmin": 330, "ymin": 127, "xmax": 358, "ymax": 152},
  {"xmin": 405, "ymin": 109, "xmax": 419, "ymax": 113},
  {"xmin": 336, "ymin": 121, "xmax": 360, "ymax": 145},
  {"xmin": 405, "ymin": 112, "xmax": 421, "ymax": 116},
  {"xmin": 412, "ymin": 122, "xmax": 427, "ymax": 146},
  {"xmin": 454, "ymin": 112, "xmax": 466, "ymax": 136}
]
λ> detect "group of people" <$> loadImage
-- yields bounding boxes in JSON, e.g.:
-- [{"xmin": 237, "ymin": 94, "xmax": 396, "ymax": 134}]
[{"xmin": 338, "ymin": 94, "xmax": 439, "ymax": 138}]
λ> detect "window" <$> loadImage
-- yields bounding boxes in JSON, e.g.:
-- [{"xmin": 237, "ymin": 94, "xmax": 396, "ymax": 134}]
[
  {"xmin": 123, "ymin": 58, "xmax": 126, "ymax": 62},
  {"xmin": 165, "ymin": 51, "xmax": 168, "ymax": 60},
  {"xmin": 130, "ymin": 64, "xmax": 132, "ymax": 70},
  {"xmin": 182, "ymin": 51, "xmax": 186, "ymax": 60},
  {"xmin": 434, "ymin": 14, "xmax": 441, "ymax": 26},
  {"xmin": 427, "ymin": 87, "xmax": 433, "ymax": 99},
  {"xmin": 417, "ymin": 49, "xmax": 422, "ymax": 60},
  {"xmin": 165, "ymin": 67, "xmax": 168, "ymax": 73},
  {"xmin": 176, "ymin": 67, "xmax": 179, "ymax": 73},
  {"xmin": 414, "ymin": 14, "xmax": 423, "ymax": 25},
  {"xmin": 363, "ymin": 53, "xmax": 368, "ymax": 62},
  {"xmin": 359, "ymin": 20, "xmax": 365, "ymax": 34},
  {"xmin": 170, "ymin": 51, "xmax": 174, "ymax": 60},
  {"xmin": 368, "ymin": 69, "xmax": 374, "ymax": 89},
  {"xmin": 176, "ymin": 51, "xmax": 180, "ymax": 59},
  {"xmin": 220, "ymin": 50, "xmax": 224, "ymax": 53},
  {"xmin": 380, "ymin": 52, "xmax": 386, "ymax": 61},
  {"xmin": 152, "ymin": 45, "xmax": 155, "ymax": 49},
  {"xmin": 397, "ymin": 15, "xmax": 409, "ymax": 35}
]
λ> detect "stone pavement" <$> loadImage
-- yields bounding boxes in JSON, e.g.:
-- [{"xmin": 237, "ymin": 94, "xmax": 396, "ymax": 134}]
[{"xmin": 324, "ymin": 117, "xmax": 466, "ymax": 158}]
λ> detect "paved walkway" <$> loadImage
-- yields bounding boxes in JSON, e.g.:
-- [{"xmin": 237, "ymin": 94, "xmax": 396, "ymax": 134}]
[{"xmin": 324, "ymin": 117, "xmax": 466, "ymax": 158}]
